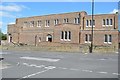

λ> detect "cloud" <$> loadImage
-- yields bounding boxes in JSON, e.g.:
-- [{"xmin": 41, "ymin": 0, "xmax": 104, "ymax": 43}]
[
  {"xmin": 8, "ymin": 22, "xmax": 15, "ymax": 24},
  {"xmin": 110, "ymin": 9, "xmax": 118, "ymax": 14},
  {"xmin": 0, "ymin": 3, "xmax": 29, "ymax": 12},
  {"xmin": 0, "ymin": 11, "xmax": 16, "ymax": 18}
]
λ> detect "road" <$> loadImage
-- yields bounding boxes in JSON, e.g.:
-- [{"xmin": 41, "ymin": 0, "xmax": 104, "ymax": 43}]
[{"xmin": 1, "ymin": 50, "xmax": 119, "ymax": 79}]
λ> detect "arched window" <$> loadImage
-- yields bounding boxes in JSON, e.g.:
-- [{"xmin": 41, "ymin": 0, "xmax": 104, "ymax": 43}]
[
  {"xmin": 68, "ymin": 31, "xmax": 71, "ymax": 40},
  {"xmin": 61, "ymin": 31, "xmax": 64, "ymax": 39},
  {"xmin": 65, "ymin": 31, "xmax": 67, "ymax": 39}
]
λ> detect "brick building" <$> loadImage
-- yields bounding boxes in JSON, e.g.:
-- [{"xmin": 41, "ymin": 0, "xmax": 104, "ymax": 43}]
[{"xmin": 7, "ymin": 11, "xmax": 119, "ymax": 52}]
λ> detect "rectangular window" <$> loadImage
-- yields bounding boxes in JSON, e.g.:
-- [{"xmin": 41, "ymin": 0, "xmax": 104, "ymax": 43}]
[
  {"xmin": 64, "ymin": 18, "xmax": 68, "ymax": 23},
  {"xmin": 37, "ymin": 20, "xmax": 41, "ymax": 27},
  {"xmin": 23, "ymin": 21, "xmax": 27, "ymax": 27},
  {"xmin": 74, "ymin": 18, "xmax": 77, "ymax": 24},
  {"xmin": 45, "ymin": 20, "xmax": 50, "ymax": 27},
  {"xmin": 30, "ymin": 21, "xmax": 34, "ymax": 27},
  {"xmin": 54, "ymin": 19, "xmax": 59, "ymax": 25}
]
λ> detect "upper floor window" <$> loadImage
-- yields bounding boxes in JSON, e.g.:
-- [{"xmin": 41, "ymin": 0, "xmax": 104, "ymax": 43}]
[
  {"xmin": 37, "ymin": 20, "xmax": 41, "ymax": 27},
  {"xmin": 23, "ymin": 21, "xmax": 27, "ymax": 27},
  {"xmin": 103, "ymin": 19, "xmax": 105, "ymax": 26},
  {"xmin": 74, "ymin": 18, "xmax": 80, "ymax": 24},
  {"xmin": 93, "ymin": 20, "xmax": 95, "ymax": 26},
  {"xmin": 63, "ymin": 18, "xmax": 69, "ymax": 23},
  {"xmin": 54, "ymin": 19, "xmax": 59, "ymax": 25},
  {"xmin": 45, "ymin": 20, "xmax": 50, "ymax": 27},
  {"xmin": 106, "ymin": 19, "xmax": 109, "ymax": 25},
  {"xmin": 86, "ymin": 20, "xmax": 89, "ymax": 27},
  {"xmin": 90, "ymin": 20, "xmax": 92, "ymax": 26},
  {"xmin": 30, "ymin": 21, "xmax": 34, "ymax": 27},
  {"xmin": 110, "ymin": 19, "xmax": 112, "ymax": 26}
]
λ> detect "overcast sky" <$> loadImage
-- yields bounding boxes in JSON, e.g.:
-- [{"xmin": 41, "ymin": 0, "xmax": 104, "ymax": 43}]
[{"xmin": 0, "ymin": 2, "xmax": 119, "ymax": 33}]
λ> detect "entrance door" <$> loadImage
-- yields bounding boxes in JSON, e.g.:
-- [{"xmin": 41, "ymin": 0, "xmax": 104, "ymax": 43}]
[{"xmin": 46, "ymin": 34, "xmax": 52, "ymax": 42}]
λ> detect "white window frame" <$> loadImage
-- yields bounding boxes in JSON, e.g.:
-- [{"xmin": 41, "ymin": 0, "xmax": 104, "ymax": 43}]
[
  {"xmin": 37, "ymin": 20, "xmax": 41, "ymax": 27},
  {"xmin": 45, "ymin": 20, "xmax": 50, "ymax": 27}
]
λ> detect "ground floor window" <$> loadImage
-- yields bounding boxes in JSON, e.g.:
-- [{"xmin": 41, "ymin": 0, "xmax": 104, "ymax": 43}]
[
  {"xmin": 61, "ymin": 31, "xmax": 71, "ymax": 41},
  {"xmin": 85, "ymin": 34, "xmax": 91, "ymax": 43},
  {"xmin": 104, "ymin": 34, "xmax": 112, "ymax": 44}
]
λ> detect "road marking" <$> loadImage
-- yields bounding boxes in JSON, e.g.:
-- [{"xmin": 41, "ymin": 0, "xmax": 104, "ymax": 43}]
[
  {"xmin": 22, "ymin": 69, "xmax": 49, "ymax": 78},
  {"xmin": 58, "ymin": 67, "xmax": 68, "ymax": 70},
  {"xmin": 70, "ymin": 68, "xmax": 79, "ymax": 71},
  {"xmin": 82, "ymin": 70, "xmax": 93, "ymax": 72},
  {"xmin": 20, "ymin": 57, "xmax": 60, "ymax": 62},
  {"xmin": 98, "ymin": 72, "xmax": 108, "ymax": 74},
  {"xmin": 112, "ymin": 73, "xmax": 120, "ymax": 75}
]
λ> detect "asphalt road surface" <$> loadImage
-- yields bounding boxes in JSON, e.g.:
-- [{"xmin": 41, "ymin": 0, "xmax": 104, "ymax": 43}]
[{"xmin": 1, "ymin": 50, "xmax": 119, "ymax": 79}]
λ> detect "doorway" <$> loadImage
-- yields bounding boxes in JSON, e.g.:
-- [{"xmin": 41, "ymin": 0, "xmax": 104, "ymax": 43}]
[{"xmin": 46, "ymin": 34, "xmax": 52, "ymax": 42}]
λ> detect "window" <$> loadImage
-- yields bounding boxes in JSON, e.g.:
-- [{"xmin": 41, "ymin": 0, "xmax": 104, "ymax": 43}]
[
  {"xmin": 64, "ymin": 18, "xmax": 69, "ymax": 23},
  {"xmin": 86, "ymin": 20, "xmax": 89, "ymax": 27},
  {"xmin": 61, "ymin": 31, "xmax": 64, "ymax": 40},
  {"xmin": 45, "ymin": 20, "xmax": 50, "ymax": 27},
  {"xmin": 106, "ymin": 19, "xmax": 109, "ymax": 25},
  {"xmin": 110, "ymin": 19, "xmax": 112, "ymax": 26},
  {"xmin": 85, "ymin": 34, "xmax": 92, "ymax": 43},
  {"xmin": 54, "ymin": 19, "xmax": 59, "ymax": 25},
  {"xmin": 104, "ymin": 34, "xmax": 108, "ymax": 43},
  {"xmin": 104, "ymin": 34, "xmax": 112, "ymax": 44},
  {"xmin": 37, "ymin": 20, "xmax": 41, "ymax": 27},
  {"xmin": 108, "ymin": 35, "xmax": 112, "ymax": 43},
  {"xmin": 30, "ymin": 21, "xmax": 34, "ymax": 27},
  {"xmin": 65, "ymin": 31, "xmax": 67, "ymax": 39},
  {"xmin": 85, "ymin": 34, "xmax": 88, "ymax": 42},
  {"xmin": 23, "ymin": 21, "xmax": 27, "ymax": 27},
  {"xmin": 74, "ymin": 18, "xmax": 77, "ymax": 24},
  {"xmin": 60, "ymin": 31, "xmax": 71, "ymax": 41},
  {"xmin": 90, "ymin": 20, "xmax": 92, "ymax": 26},
  {"xmin": 103, "ymin": 19, "xmax": 105, "ymax": 26},
  {"xmin": 93, "ymin": 20, "xmax": 95, "ymax": 26},
  {"xmin": 68, "ymin": 31, "xmax": 71, "ymax": 40}
]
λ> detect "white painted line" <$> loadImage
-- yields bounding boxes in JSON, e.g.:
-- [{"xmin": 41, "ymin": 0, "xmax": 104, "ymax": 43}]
[
  {"xmin": 22, "ymin": 63, "xmax": 45, "ymax": 68},
  {"xmin": 70, "ymin": 68, "xmax": 79, "ymax": 71},
  {"xmin": 112, "ymin": 73, "xmax": 120, "ymax": 75},
  {"xmin": 58, "ymin": 67, "xmax": 68, "ymax": 70},
  {"xmin": 82, "ymin": 70, "xmax": 93, "ymax": 72},
  {"xmin": 20, "ymin": 57, "xmax": 60, "ymax": 62},
  {"xmin": 22, "ymin": 69, "xmax": 49, "ymax": 78},
  {"xmin": 98, "ymin": 72, "xmax": 108, "ymax": 74}
]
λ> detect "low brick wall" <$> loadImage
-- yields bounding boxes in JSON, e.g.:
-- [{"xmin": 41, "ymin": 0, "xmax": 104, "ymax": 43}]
[{"xmin": 2, "ymin": 42, "xmax": 118, "ymax": 53}]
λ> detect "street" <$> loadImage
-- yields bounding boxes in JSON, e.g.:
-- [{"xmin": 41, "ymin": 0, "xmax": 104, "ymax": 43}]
[{"xmin": 1, "ymin": 50, "xmax": 119, "ymax": 79}]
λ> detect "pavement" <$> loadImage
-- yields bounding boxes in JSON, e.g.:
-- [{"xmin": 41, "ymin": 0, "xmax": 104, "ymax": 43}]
[{"xmin": 1, "ymin": 50, "xmax": 119, "ymax": 79}]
